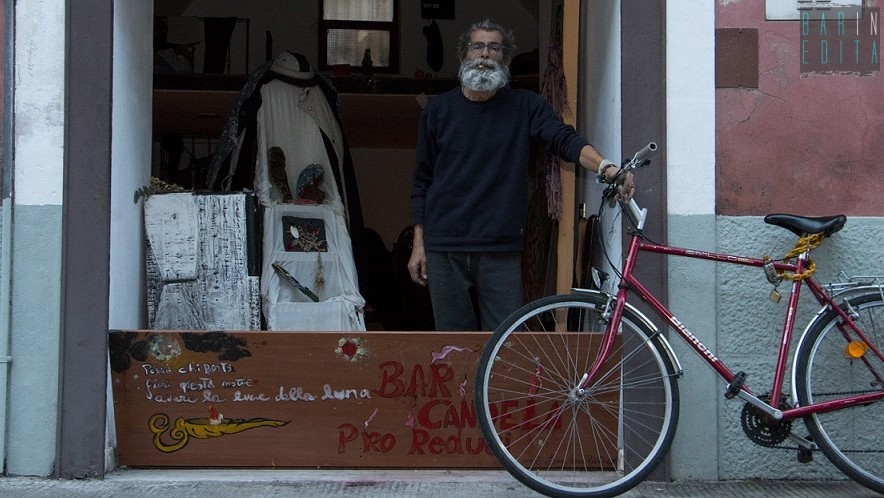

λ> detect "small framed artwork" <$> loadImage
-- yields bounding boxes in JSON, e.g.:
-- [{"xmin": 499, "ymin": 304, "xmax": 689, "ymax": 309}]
[{"xmin": 282, "ymin": 217, "xmax": 328, "ymax": 252}]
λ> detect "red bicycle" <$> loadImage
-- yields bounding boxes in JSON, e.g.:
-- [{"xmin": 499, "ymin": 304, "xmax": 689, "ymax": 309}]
[{"xmin": 474, "ymin": 143, "xmax": 884, "ymax": 497}]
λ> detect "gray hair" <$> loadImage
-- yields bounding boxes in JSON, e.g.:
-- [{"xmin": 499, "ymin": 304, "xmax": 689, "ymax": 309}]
[{"xmin": 457, "ymin": 19, "xmax": 517, "ymax": 63}]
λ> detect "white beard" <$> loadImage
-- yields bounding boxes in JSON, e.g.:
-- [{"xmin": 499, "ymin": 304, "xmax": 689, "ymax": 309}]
[{"xmin": 459, "ymin": 59, "xmax": 510, "ymax": 93}]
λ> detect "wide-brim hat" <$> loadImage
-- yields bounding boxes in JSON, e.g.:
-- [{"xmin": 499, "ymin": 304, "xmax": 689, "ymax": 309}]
[{"xmin": 270, "ymin": 51, "xmax": 315, "ymax": 79}]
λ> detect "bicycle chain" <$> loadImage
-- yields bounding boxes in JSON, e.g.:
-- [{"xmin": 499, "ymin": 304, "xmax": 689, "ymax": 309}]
[
  {"xmin": 764, "ymin": 445, "xmax": 884, "ymax": 453},
  {"xmin": 753, "ymin": 386, "xmax": 884, "ymax": 453}
]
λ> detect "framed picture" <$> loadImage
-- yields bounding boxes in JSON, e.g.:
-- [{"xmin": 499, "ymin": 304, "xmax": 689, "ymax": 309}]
[{"xmin": 282, "ymin": 217, "xmax": 328, "ymax": 252}]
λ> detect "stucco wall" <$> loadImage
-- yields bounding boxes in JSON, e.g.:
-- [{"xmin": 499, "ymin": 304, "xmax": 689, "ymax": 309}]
[
  {"xmin": 716, "ymin": 0, "xmax": 883, "ymax": 216},
  {"xmin": 666, "ymin": 0, "xmax": 719, "ymax": 480},
  {"xmin": 7, "ymin": 0, "xmax": 66, "ymax": 476},
  {"xmin": 708, "ymin": 0, "xmax": 884, "ymax": 481},
  {"xmin": 714, "ymin": 215, "xmax": 884, "ymax": 480}
]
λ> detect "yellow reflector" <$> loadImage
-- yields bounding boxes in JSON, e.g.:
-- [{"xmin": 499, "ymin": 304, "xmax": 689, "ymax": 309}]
[{"xmin": 844, "ymin": 340, "xmax": 868, "ymax": 359}]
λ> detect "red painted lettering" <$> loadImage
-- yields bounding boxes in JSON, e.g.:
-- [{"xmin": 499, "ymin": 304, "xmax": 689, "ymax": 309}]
[
  {"xmin": 374, "ymin": 361, "xmax": 405, "ymax": 398},
  {"xmin": 415, "ymin": 399, "xmax": 477, "ymax": 430},
  {"xmin": 428, "ymin": 435, "xmax": 446, "ymax": 454},
  {"xmin": 409, "ymin": 428, "xmax": 430, "ymax": 454},
  {"xmin": 408, "ymin": 428, "xmax": 492, "ymax": 456},
  {"xmin": 520, "ymin": 399, "xmax": 539, "ymax": 433},
  {"xmin": 442, "ymin": 403, "xmax": 460, "ymax": 428},
  {"xmin": 445, "ymin": 433, "xmax": 464, "ymax": 454},
  {"xmin": 466, "ymin": 435, "xmax": 488, "ymax": 455},
  {"xmin": 375, "ymin": 361, "xmax": 458, "ymax": 399},
  {"xmin": 405, "ymin": 364, "xmax": 428, "ymax": 397},
  {"xmin": 361, "ymin": 431, "xmax": 396, "ymax": 453},
  {"xmin": 417, "ymin": 399, "xmax": 447, "ymax": 429},
  {"xmin": 545, "ymin": 401, "xmax": 564, "ymax": 430},
  {"xmin": 337, "ymin": 423, "xmax": 358, "ymax": 453},
  {"xmin": 429, "ymin": 364, "xmax": 453, "ymax": 397},
  {"xmin": 483, "ymin": 399, "xmax": 564, "ymax": 432},
  {"xmin": 459, "ymin": 400, "xmax": 477, "ymax": 428}
]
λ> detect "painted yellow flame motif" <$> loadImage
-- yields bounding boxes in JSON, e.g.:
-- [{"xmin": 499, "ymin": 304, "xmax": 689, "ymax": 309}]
[{"xmin": 149, "ymin": 413, "xmax": 289, "ymax": 453}]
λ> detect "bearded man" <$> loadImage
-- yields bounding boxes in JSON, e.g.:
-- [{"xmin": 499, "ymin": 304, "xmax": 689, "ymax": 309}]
[{"xmin": 409, "ymin": 19, "xmax": 630, "ymax": 331}]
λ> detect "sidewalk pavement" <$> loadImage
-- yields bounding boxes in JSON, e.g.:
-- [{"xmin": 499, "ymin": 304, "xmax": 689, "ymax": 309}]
[{"xmin": 0, "ymin": 469, "xmax": 878, "ymax": 497}]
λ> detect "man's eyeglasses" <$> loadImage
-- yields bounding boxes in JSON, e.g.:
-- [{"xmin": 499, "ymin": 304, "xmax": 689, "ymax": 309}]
[{"xmin": 467, "ymin": 42, "xmax": 504, "ymax": 54}]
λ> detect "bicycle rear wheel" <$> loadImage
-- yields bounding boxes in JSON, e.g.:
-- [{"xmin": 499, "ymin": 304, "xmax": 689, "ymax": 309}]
[
  {"xmin": 474, "ymin": 292, "xmax": 680, "ymax": 497},
  {"xmin": 794, "ymin": 290, "xmax": 884, "ymax": 494}
]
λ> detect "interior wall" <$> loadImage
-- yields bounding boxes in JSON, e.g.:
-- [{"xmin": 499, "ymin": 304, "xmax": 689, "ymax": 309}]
[
  {"xmin": 155, "ymin": 1, "xmax": 544, "ymax": 249},
  {"xmin": 350, "ymin": 148, "xmax": 414, "ymax": 246},
  {"xmin": 398, "ymin": 2, "xmax": 539, "ymax": 78},
  {"xmin": 162, "ymin": 0, "xmax": 541, "ymax": 79}
]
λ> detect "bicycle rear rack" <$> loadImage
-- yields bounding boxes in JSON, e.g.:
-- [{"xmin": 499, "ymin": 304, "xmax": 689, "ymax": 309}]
[{"xmin": 825, "ymin": 273, "xmax": 884, "ymax": 300}]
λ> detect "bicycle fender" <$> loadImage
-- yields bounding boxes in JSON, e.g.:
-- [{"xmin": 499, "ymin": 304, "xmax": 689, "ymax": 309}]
[{"xmin": 572, "ymin": 288, "xmax": 684, "ymax": 376}]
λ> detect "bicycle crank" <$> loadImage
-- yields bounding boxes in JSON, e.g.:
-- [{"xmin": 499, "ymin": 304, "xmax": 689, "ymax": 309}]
[{"xmin": 740, "ymin": 392, "xmax": 793, "ymax": 447}]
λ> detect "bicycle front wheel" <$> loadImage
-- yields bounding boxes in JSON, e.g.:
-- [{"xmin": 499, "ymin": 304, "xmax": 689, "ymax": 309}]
[
  {"xmin": 794, "ymin": 290, "xmax": 884, "ymax": 494},
  {"xmin": 475, "ymin": 292, "xmax": 680, "ymax": 498}
]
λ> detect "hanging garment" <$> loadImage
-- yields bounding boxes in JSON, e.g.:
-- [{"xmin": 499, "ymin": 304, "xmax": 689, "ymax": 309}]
[
  {"xmin": 262, "ymin": 203, "xmax": 365, "ymax": 331},
  {"xmin": 423, "ymin": 20, "xmax": 444, "ymax": 72},
  {"xmin": 207, "ymin": 52, "xmax": 370, "ymax": 303},
  {"xmin": 203, "ymin": 17, "xmax": 238, "ymax": 73},
  {"xmin": 208, "ymin": 52, "xmax": 357, "ymax": 218},
  {"xmin": 253, "ymin": 78, "xmax": 345, "ymax": 216}
]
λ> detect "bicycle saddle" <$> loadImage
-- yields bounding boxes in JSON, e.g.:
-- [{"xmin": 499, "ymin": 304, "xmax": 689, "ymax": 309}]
[{"xmin": 764, "ymin": 213, "xmax": 847, "ymax": 237}]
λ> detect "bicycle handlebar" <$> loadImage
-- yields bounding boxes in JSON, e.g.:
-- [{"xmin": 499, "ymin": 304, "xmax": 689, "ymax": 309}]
[
  {"xmin": 604, "ymin": 141, "xmax": 658, "ymax": 190},
  {"xmin": 604, "ymin": 141, "xmax": 658, "ymax": 229},
  {"xmin": 630, "ymin": 142, "xmax": 657, "ymax": 167}
]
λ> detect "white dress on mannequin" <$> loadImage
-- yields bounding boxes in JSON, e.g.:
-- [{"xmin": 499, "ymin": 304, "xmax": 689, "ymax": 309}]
[{"xmin": 253, "ymin": 52, "xmax": 365, "ymax": 331}]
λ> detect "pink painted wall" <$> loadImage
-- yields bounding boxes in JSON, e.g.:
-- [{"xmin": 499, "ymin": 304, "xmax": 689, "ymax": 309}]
[{"xmin": 716, "ymin": 0, "xmax": 883, "ymax": 216}]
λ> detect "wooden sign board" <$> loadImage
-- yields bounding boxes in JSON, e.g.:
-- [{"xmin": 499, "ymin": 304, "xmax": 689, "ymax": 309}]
[{"xmin": 110, "ymin": 330, "xmax": 617, "ymax": 468}]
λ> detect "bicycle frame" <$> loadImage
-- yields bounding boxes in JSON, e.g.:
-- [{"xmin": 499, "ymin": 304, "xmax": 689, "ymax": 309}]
[{"xmin": 581, "ymin": 198, "xmax": 884, "ymax": 422}]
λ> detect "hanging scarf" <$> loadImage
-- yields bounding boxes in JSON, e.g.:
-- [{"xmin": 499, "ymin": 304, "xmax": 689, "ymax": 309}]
[{"xmin": 539, "ymin": 43, "xmax": 570, "ymax": 220}]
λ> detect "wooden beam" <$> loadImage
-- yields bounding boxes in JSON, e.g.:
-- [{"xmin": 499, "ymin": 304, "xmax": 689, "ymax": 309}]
[{"xmin": 556, "ymin": 0, "xmax": 580, "ymax": 295}]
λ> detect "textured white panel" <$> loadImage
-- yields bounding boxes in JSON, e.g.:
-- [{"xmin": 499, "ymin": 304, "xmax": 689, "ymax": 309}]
[
  {"xmin": 145, "ymin": 193, "xmax": 259, "ymax": 330},
  {"xmin": 144, "ymin": 194, "xmax": 199, "ymax": 281}
]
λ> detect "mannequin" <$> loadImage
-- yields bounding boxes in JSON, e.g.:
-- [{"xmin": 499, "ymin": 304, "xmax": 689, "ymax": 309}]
[{"xmin": 208, "ymin": 52, "xmax": 370, "ymax": 309}]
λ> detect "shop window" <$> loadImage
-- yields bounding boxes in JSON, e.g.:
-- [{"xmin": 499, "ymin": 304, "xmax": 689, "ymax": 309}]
[{"xmin": 319, "ymin": 0, "xmax": 399, "ymax": 73}]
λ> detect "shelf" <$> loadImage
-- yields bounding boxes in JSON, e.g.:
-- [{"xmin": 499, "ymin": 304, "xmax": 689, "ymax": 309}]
[{"xmin": 152, "ymin": 74, "xmax": 538, "ymax": 143}]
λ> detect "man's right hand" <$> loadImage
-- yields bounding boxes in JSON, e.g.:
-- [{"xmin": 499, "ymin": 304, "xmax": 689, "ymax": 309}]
[{"xmin": 408, "ymin": 224, "xmax": 429, "ymax": 286}]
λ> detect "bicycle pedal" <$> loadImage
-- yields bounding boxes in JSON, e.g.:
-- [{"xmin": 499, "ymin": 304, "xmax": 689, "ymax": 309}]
[
  {"xmin": 725, "ymin": 371, "xmax": 747, "ymax": 399},
  {"xmin": 797, "ymin": 435, "xmax": 814, "ymax": 463},
  {"xmin": 797, "ymin": 446, "xmax": 814, "ymax": 463}
]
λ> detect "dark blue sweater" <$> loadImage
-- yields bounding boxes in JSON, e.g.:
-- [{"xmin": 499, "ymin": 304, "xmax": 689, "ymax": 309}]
[{"xmin": 412, "ymin": 87, "xmax": 590, "ymax": 251}]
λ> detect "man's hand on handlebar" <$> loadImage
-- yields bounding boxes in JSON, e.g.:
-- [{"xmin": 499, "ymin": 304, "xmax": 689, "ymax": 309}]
[
  {"xmin": 600, "ymin": 166, "xmax": 636, "ymax": 202},
  {"xmin": 603, "ymin": 142, "xmax": 656, "ymax": 203},
  {"xmin": 620, "ymin": 171, "xmax": 636, "ymax": 202}
]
